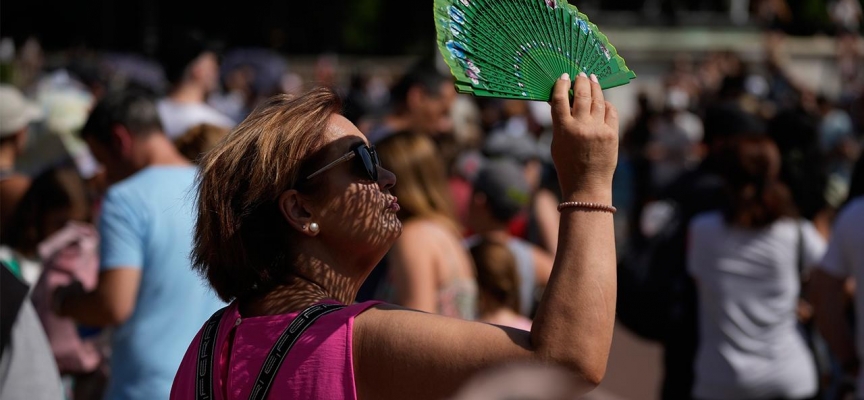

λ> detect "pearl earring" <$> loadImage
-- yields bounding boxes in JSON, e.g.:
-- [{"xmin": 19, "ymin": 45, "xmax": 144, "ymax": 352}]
[{"xmin": 309, "ymin": 222, "xmax": 320, "ymax": 233}]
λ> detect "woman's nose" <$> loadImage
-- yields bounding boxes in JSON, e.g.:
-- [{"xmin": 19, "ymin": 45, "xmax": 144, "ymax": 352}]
[{"xmin": 377, "ymin": 166, "xmax": 396, "ymax": 191}]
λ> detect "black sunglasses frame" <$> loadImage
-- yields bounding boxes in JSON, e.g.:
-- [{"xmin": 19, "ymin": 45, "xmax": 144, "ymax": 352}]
[{"xmin": 304, "ymin": 144, "xmax": 380, "ymax": 182}]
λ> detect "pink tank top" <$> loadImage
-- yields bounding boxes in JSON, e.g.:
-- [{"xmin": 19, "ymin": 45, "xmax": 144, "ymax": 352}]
[{"xmin": 170, "ymin": 300, "xmax": 381, "ymax": 400}]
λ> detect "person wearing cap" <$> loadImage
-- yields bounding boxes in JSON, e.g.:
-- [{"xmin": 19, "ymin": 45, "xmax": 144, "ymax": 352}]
[
  {"xmin": 482, "ymin": 132, "xmax": 561, "ymax": 255},
  {"xmin": 466, "ymin": 159, "xmax": 554, "ymax": 317},
  {"xmin": 482, "ymin": 132, "xmax": 546, "ymax": 190},
  {"xmin": 0, "ymin": 84, "xmax": 43, "ymax": 236},
  {"xmin": 0, "ymin": 86, "xmax": 62, "ymax": 400}
]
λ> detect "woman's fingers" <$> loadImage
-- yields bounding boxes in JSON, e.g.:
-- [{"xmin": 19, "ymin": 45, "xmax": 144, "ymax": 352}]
[
  {"xmin": 572, "ymin": 72, "xmax": 592, "ymax": 119},
  {"xmin": 604, "ymin": 101, "xmax": 618, "ymax": 130},
  {"xmin": 589, "ymin": 74, "xmax": 606, "ymax": 121},
  {"xmin": 550, "ymin": 73, "xmax": 573, "ymax": 125},
  {"xmin": 548, "ymin": 72, "xmax": 619, "ymax": 199}
]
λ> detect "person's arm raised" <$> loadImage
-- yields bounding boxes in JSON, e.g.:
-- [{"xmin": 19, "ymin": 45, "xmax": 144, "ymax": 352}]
[{"xmin": 353, "ymin": 73, "xmax": 618, "ymax": 400}]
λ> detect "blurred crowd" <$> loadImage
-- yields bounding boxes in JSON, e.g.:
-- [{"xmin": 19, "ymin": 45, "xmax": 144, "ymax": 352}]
[{"xmin": 0, "ymin": 16, "xmax": 863, "ymax": 400}]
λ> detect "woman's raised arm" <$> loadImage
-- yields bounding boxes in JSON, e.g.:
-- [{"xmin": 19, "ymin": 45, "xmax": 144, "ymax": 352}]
[{"xmin": 353, "ymin": 72, "xmax": 618, "ymax": 400}]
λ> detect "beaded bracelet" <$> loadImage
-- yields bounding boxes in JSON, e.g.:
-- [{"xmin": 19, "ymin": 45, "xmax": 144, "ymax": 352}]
[{"xmin": 557, "ymin": 201, "xmax": 617, "ymax": 214}]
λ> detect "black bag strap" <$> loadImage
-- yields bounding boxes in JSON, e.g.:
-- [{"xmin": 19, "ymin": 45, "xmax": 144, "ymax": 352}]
[
  {"xmin": 195, "ymin": 303, "xmax": 346, "ymax": 400},
  {"xmin": 196, "ymin": 307, "xmax": 227, "ymax": 400},
  {"xmin": 0, "ymin": 262, "xmax": 29, "ymax": 358},
  {"xmin": 796, "ymin": 219, "xmax": 806, "ymax": 289}
]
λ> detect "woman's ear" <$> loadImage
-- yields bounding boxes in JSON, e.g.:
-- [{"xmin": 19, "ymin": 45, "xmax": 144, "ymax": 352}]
[{"xmin": 278, "ymin": 190, "xmax": 319, "ymax": 237}]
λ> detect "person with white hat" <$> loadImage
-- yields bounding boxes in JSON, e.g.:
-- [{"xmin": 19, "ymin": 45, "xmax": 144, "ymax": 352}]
[{"xmin": 0, "ymin": 84, "xmax": 43, "ymax": 234}]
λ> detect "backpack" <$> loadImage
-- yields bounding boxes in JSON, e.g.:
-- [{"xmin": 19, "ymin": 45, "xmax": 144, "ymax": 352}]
[
  {"xmin": 0, "ymin": 262, "xmax": 29, "ymax": 358},
  {"xmin": 616, "ymin": 200, "xmax": 688, "ymax": 343}
]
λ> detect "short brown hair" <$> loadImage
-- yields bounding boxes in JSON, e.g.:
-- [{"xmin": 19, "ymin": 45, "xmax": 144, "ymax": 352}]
[
  {"xmin": 193, "ymin": 87, "xmax": 341, "ymax": 302},
  {"xmin": 174, "ymin": 123, "xmax": 230, "ymax": 163}
]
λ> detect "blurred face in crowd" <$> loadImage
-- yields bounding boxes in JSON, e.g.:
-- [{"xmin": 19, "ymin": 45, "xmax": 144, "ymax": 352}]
[
  {"xmin": 297, "ymin": 114, "xmax": 402, "ymax": 258},
  {"xmin": 409, "ymin": 81, "xmax": 456, "ymax": 136},
  {"xmin": 85, "ymin": 137, "xmax": 120, "ymax": 184},
  {"xmin": 524, "ymin": 159, "xmax": 542, "ymax": 192},
  {"xmin": 41, "ymin": 194, "xmax": 89, "ymax": 240},
  {"xmin": 190, "ymin": 51, "xmax": 220, "ymax": 94},
  {"xmin": 83, "ymin": 129, "xmax": 137, "ymax": 185}
]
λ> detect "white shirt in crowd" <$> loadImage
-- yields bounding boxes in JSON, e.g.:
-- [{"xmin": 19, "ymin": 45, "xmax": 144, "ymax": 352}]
[
  {"xmin": 816, "ymin": 197, "xmax": 864, "ymax": 398},
  {"xmin": 687, "ymin": 211, "xmax": 826, "ymax": 400},
  {"xmin": 156, "ymin": 98, "xmax": 235, "ymax": 139}
]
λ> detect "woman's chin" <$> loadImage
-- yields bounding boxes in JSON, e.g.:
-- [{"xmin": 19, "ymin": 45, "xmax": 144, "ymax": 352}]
[{"xmin": 382, "ymin": 213, "xmax": 404, "ymax": 240}]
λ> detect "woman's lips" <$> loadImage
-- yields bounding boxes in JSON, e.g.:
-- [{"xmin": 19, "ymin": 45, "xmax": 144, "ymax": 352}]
[{"xmin": 387, "ymin": 197, "xmax": 400, "ymax": 212}]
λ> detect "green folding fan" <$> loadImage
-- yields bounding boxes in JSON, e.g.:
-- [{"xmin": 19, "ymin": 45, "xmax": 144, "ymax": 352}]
[{"xmin": 434, "ymin": 0, "xmax": 636, "ymax": 101}]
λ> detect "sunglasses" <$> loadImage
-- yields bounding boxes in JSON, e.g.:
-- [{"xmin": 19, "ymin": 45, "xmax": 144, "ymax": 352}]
[{"xmin": 305, "ymin": 144, "xmax": 380, "ymax": 182}]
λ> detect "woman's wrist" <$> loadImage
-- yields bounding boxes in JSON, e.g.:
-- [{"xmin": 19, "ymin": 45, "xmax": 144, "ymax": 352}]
[
  {"xmin": 558, "ymin": 201, "xmax": 616, "ymax": 214},
  {"xmin": 559, "ymin": 187, "xmax": 613, "ymax": 206}
]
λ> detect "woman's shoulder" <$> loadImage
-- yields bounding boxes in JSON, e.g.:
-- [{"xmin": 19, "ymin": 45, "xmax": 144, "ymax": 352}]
[{"xmin": 400, "ymin": 218, "xmax": 457, "ymax": 241}]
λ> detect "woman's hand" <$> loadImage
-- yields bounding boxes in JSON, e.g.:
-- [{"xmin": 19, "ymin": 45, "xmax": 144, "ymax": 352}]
[{"xmin": 549, "ymin": 73, "xmax": 619, "ymax": 201}]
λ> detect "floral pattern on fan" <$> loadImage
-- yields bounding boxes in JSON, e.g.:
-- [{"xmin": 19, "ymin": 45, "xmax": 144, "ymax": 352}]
[{"xmin": 434, "ymin": 0, "xmax": 636, "ymax": 101}]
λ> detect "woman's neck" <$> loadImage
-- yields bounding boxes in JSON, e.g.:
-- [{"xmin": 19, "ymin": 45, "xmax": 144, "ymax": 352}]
[
  {"xmin": 169, "ymin": 82, "xmax": 207, "ymax": 104},
  {"xmin": 238, "ymin": 252, "xmax": 366, "ymax": 317},
  {"xmin": 239, "ymin": 277, "xmax": 335, "ymax": 317}
]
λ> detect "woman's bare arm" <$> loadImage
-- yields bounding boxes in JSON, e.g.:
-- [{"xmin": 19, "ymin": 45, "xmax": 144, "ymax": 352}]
[
  {"xmin": 530, "ymin": 243, "xmax": 554, "ymax": 287},
  {"xmin": 533, "ymin": 188, "xmax": 561, "ymax": 254},
  {"xmin": 354, "ymin": 73, "xmax": 619, "ymax": 400}
]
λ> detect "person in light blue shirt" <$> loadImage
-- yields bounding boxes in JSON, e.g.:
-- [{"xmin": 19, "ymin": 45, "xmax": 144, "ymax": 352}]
[{"xmin": 55, "ymin": 90, "xmax": 223, "ymax": 400}]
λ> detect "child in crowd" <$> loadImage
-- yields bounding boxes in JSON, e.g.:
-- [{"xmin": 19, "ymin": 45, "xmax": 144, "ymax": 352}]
[{"xmin": 470, "ymin": 237, "xmax": 533, "ymax": 331}]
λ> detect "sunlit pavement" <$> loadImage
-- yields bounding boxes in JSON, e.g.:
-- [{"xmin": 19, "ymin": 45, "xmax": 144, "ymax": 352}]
[{"xmin": 583, "ymin": 322, "xmax": 663, "ymax": 400}]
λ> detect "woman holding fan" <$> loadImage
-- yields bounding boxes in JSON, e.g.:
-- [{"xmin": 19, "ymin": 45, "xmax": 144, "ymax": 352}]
[{"xmin": 170, "ymin": 72, "xmax": 618, "ymax": 400}]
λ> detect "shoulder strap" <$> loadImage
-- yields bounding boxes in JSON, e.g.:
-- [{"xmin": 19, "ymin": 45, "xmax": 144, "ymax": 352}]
[
  {"xmin": 196, "ymin": 307, "xmax": 227, "ymax": 400},
  {"xmin": 194, "ymin": 303, "xmax": 346, "ymax": 400},
  {"xmin": 796, "ymin": 219, "xmax": 805, "ymax": 280},
  {"xmin": 248, "ymin": 303, "xmax": 346, "ymax": 400}
]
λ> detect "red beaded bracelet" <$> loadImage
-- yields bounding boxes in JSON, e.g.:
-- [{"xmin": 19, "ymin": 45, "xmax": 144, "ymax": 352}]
[{"xmin": 557, "ymin": 201, "xmax": 617, "ymax": 214}]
